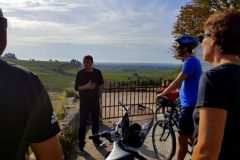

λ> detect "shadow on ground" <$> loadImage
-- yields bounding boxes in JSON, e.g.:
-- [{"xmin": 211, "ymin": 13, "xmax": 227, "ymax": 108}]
[
  {"xmin": 68, "ymin": 123, "xmax": 113, "ymax": 160},
  {"xmin": 68, "ymin": 120, "xmax": 161, "ymax": 160}
]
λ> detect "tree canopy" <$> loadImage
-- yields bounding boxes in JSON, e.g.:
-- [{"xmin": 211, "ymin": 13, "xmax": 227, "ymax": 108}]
[
  {"xmin": 172, "ymin": 0, "xmax": 240, "ymax": 37},
  {"xmin": 3, "ymin": 53, "xmax": 17, "ymax": 59}
]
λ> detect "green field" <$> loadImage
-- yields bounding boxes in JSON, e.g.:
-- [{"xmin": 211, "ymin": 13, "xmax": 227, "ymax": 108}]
[
  {"xmin": 102, "ymin": 70, "xmax": 178, "ymax": 81},
  {"xmin": 1, "ymin": 58, "xmax": 179, "ymax": 90}
]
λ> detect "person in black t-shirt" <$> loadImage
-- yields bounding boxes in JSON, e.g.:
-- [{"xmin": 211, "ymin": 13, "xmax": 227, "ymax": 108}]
[
  {"xmin": 0, "ymin": 9, "xmax": 63, "ymax": 160},
  {"xmin": 192, "ymin": 9, "xmax": 240, "ymax": 160},
  {"xmin": 74, "ymin": 55, "xmax": 104, "ymax": 155}
]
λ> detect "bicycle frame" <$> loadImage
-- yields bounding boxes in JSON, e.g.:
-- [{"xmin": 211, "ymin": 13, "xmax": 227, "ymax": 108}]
[
  {"xmin": 163, "ymin": 106, "xmax": 179, "ymax": 128},
  {"xmin": 153, "ymin": 98, "xmax": 193, "ymax": 160}
]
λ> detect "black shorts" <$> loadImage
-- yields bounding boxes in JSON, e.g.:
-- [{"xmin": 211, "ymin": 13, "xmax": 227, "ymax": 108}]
[{"xmin": 178, "ymin": 107, "xmax": 194, "ymax": 136}]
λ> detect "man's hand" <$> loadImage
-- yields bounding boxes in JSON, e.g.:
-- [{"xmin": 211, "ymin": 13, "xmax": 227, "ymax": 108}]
[
  {"xmin": 156, "ymin": 93, "xmax": 165, "ymax": 101},
  {"xmin": 84, "ymin": 80, "xmax": 96, "ymax": 90},
  {"xmin": 77, "ymin": 80, "xmax": 96, "ymax": 91}
]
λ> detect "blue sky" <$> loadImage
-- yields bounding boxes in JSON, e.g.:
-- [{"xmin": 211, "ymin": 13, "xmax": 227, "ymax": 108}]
[{"xmin": 1, "ymin": 0, "xmax": 191, "ymax": 63}]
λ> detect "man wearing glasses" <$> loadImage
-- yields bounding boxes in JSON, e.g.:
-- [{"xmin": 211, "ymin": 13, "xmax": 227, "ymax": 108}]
[{"xmin": 0, "ymin": 8, "xmax": 64, "ymax": 160}]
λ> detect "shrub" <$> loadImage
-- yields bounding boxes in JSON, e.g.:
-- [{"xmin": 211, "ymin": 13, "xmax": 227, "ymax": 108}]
[
  {"xmin": 65, "ymin": 88, "xmax": 78, "ymax": 98},
  {"xmin": 59, "ymin": 125, "xmax": 78, "ymax": 158},
  {"xmin": 57, "ymin": 112, "xmax": 66, "ymax": 121}
]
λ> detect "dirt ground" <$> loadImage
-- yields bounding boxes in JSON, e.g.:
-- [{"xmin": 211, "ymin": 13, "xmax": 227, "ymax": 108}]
[
  {"xmin": 63, "ymin": 95, "xmax": 191, "ymax": 160},
  {"xmin": 68, "ymin": 120, "xmax": 192, "ymax": 160}
]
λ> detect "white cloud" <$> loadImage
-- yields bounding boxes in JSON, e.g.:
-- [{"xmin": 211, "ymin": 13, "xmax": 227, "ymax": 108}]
[
  {"xmin": 0, "ymin": 0, "xmax": 85, "ymax": 12},
  {"xmin": 1, "ymin": 0, "xmax": 188, "ymax": 63},
  {"xmin": 8, "ymin": 17, "xmax": 61, "ymax": 30},
  {"xmin": 3, "ymin": 0, "xmax": 176, "ymax": 42}
]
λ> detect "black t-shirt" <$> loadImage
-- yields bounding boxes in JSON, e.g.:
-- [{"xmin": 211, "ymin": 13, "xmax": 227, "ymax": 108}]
[
  {"xmin": 193, "ymin": 64, "xmax": 240, "ymax": 160},
  {"xmin": 74, "ymin": 68, "xmax": 104, "ymax": 105},
  {"xmin": 0, "ymin": 60, "xmax": 60, "ymax": 160}
]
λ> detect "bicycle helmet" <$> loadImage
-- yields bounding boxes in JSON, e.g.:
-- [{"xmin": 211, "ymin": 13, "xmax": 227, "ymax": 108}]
[
  {"xmin": 123, "ymin": 123, "xmax": 145, "ymax": 148},
  {"xmin": 175, "ymin": 35, "xmax": 199, "ymax": 56}
]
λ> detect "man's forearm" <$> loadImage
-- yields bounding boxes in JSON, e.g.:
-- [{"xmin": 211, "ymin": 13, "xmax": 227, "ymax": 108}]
[
  {"xmin": 77, "ymin": 85, "xmax": 87, "ymax": 91},
  {"xmin": 159, "ymin": 72, "xmax": 187, "ymax": 96},
  {"xmin": 161, "ymin": 81, "xmax": 179, "ymax": 96}
]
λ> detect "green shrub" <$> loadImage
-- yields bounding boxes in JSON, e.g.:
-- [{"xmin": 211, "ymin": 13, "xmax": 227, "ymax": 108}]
[
  {"xmin": 65, "ymin": 88, "xmax": 78, "ymax": 98},
  {"xmin": 59, "ymin": 125, "xmax": 78, "ymax": 158},
  {"xmin": 57, "ymin": 112, "xmax": 66, "ymax": 121}
]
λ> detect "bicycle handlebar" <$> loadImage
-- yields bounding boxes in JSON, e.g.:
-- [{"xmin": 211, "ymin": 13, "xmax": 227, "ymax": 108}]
[
  {"xmin": 138, "ymin": 104, "xmax": 147, "ymax": 111},
  {"xmin": 89, "ymin": 131, "xmax": 111, "ymax": 140},
  {"xmin": 156, "ymin": 96, "xmax": 168, "ymax": 103},
  {"xmin": 119, "ymin": 102, "xmax": 147, "ymax": 111},
  {"xmin": 118, "ymin": 102, "xmax": 129, "ymax": 111}
]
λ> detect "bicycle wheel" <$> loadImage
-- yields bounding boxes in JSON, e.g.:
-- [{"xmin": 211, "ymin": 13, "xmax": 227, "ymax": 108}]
[{"xmin": 152, "ymin": 120, "xmax": 176, "ymax": 160}]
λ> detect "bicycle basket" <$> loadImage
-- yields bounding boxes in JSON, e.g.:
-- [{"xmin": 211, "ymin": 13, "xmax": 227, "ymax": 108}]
[{"xmin": 121, "ymin": 104, "xmax": 154, "ymax": 148}]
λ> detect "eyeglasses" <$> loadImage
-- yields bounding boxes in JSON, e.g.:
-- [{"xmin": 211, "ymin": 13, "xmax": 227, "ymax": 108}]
[
  {"xmin": 0, "ymin": 16, "xmax": 7, "ymax": 29},
  {"xmin": 198, "ymin": 33, "xmax": 211, "ymax": 43}
]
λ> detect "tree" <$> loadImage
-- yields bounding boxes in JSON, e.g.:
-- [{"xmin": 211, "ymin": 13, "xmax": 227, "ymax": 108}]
[
  {"xmin": 3, "ymin": 53, "xmax": 17, "ymax": 59},
  {"xmin": 70, "ymin": 59, "xmax": 81, "ymax": 67},
  {"xmin": 171, "ymin": 0, "xmax": 240, "ymax": 59},
  {"xmin": 172, "ymin": 1, "xmax": 213, "ymax": 37},
  {"xmin": 172, "ymin": 0, "xmax": 240, "ymax": 37}
]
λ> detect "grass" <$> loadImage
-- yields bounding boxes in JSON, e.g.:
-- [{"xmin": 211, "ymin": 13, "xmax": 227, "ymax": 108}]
[
  {"xmin": 102, "ymin": 70, "xmax": 179, "ymax": 82},
  {"xmin": 1, "ymin": 58, "xmax": 79, "ymax": 90},
  {"xmin": 1, "ymin": 57, "xmax": 180, "ymax": 90},
  {"xmin": 2, "ymin": 57, "xmax": 181, "ymax": 157}
]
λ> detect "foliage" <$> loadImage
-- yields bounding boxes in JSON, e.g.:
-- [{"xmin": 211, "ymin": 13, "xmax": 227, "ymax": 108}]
[
  {"xmin": 3, "ymin": 53, "xmax": 17, "ymax": 59},
  {"xmin": 128, "ymin": 72, "xmax": 151, "ymax": 82},
  {"xmin": 102, "ymin": 70, "xmax": 177, "ymax": 82},
  {"xmin": 59, "ymin": 125, "xmax": 78, "ymax": 158},
  {"xmin": 1, "ymin": 57, "xmax": 178, "ymax": 90},
  {"xmin": 171, "ymin": 0, "xmax": 240, "ymax": 59},
  {"xmin": 166, "ymin": 65, "xmax": 182, "ymax": 80},
  {"xmin": 57, "ymin": 112, "xmax": 66, "ymax": 121},
  {"xmin": 70, "ymin": 59, "xmax": 81, "ymax": 67},
  {"xmin": 65, "ymin": 88, "xmax": 78, "ymax": 98},
  {"xmin": 173, "ymin": 0, "xmax": 240, "ymax": 37},
  {"xmin": 55, "ymin": 92, "xmax": 79, "ymax": 158},
  {"xmin": 172, "ymin": 1, "xmax": 212, "ymax": 37},
  {"xmin": 49, "ymin": 92, "xmax": 67, "ymax": 121},
  {"xmin": 1, "ymin": 57, "xmax": 80, "ymax": 90},
  {"xmin": 194, "ymin": 0, "xmax": 240, "ymax": 10}
]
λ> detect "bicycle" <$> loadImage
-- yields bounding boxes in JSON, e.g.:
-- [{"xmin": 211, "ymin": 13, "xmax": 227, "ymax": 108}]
[
  {"xmin": 154, "ymin": 95, "xmax": 180, "ymax": 122},
  {"xmin": 152, "ymin": 97, "xmax": 192, "ymax": 160},
  {"xmin": 89, "ymin": 102, "xmax": 154, "ymax": 160}
]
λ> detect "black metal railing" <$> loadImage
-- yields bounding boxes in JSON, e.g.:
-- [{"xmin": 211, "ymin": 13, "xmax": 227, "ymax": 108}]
[{"xmin": 101, "ymin": 81, "xmax": 163, "ymax": 119}]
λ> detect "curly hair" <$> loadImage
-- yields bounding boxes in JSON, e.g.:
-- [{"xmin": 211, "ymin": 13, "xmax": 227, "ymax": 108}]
[{"xmin": 204, "ymin": 9, "xmax": 240, "ymax": 55}]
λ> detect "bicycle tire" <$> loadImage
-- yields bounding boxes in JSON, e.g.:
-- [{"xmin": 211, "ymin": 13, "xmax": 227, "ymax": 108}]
[{"xmin": 152, "ymin": 120, "xmax": 176, "ymax": 160}]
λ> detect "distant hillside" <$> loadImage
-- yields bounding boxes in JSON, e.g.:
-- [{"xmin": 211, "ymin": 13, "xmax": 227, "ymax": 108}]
[
  {"xmin": 0, "ymin": 58, "xmax": 80, "ymax": 90},
  {"xmin": 0, "ymin": 58, "xmax": 180, "ymax": 90},
  {"xmin": 94, "ymin": 63, "xmax": 179, "ymax": 71}
]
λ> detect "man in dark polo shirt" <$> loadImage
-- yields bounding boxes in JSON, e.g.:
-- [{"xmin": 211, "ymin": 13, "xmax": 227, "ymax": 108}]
[
  {"xmin": 74, "ymin": 55, "xmax": 104, "ymax": 155},
  {"xmin": 0, "ymin": 9, "xmax": 63, "ymax": 160}
]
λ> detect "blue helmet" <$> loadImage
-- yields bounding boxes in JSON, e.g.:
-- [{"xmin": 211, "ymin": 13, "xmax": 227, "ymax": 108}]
[
  {"xmin": 175, "ymin": 35, "xmax": 199, "ymax": 56},
  {"xmin": 175, "ymin": 35, "xmax": 198, "ymax": 47}
]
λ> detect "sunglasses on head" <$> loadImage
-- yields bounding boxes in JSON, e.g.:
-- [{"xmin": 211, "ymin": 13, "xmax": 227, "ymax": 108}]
[{"xmin": 198, "ymin": 33, "xmax": 211, "ymax": 43}]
